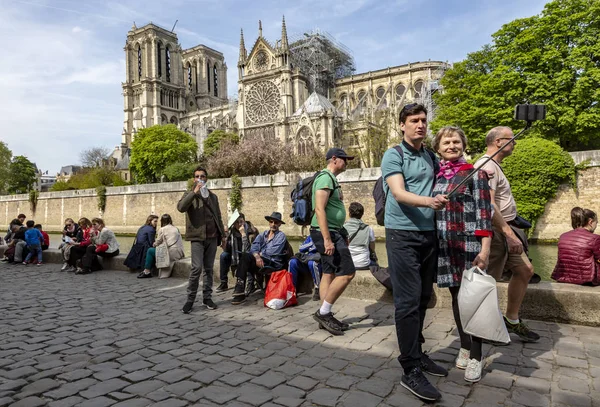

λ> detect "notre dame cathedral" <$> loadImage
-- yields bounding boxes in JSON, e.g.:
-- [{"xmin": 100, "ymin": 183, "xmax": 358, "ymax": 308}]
[{"xmin": 119, "ymin": 17, "xmax": 449, "ymax": 168}]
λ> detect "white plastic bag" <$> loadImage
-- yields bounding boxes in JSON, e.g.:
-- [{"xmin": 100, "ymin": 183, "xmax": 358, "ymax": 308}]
[
  {"xmin": 458, "ymin": 267, "xmax": 510, "ymax": 344},
  {"xmin": 155, "ymin": 243, "xmax": 170, "ymax": 269}
]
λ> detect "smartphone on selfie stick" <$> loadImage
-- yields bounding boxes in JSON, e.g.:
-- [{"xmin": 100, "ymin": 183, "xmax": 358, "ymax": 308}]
[{"xmin": 447, "ymin": 104, "xmax": 546, "ymax": 198}]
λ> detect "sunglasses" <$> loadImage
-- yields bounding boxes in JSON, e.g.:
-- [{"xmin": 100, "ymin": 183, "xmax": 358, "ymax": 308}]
[{"xmin": 194, "ymin": 174, "xmax": 207, "ymax": 179}]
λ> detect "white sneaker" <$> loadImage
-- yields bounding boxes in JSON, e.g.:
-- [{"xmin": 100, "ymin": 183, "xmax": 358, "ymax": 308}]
[
  {"xmin": 455, "ymin": 348, "xmax": 470, "ymax": 369},
  {"xmin": 464, "ymin": 358, "xmax": 483, "ymax": 382},
  {"xmin": 61, "ymin": 262, "xmax": 69, "ymax": 271}
]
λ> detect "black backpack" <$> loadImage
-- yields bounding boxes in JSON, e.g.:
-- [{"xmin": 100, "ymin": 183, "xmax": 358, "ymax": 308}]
[
  {"xmin": 373, "ymin": 145, "xmax": 439, "ymax": 226},
  {"xmin": 290, "ymin": 171, "xmax": 336, "ymax": 226}
]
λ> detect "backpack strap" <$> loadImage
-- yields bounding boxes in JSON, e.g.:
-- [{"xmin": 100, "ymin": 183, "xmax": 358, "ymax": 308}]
[{"xmin": 348, "ymin": 223, "xmax": 368, "ymax": 244}]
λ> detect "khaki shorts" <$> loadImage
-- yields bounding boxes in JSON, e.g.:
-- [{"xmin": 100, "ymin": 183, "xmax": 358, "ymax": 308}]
[{"xmin": 488, "ymin": 226, "xmax": 531, "ymax": 281}]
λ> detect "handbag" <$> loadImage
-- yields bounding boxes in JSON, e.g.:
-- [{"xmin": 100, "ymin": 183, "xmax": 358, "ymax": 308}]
[
  {"xmin": 458, "ymin": 266, "xmax": 510, "ymax": 344},
  {"xmin": 264, "ymin": 270, "xmax": 298, "ymax": 310},
  {"xmin": 155, "ymin": 243, "xmax": 170, "ymax": 269}
]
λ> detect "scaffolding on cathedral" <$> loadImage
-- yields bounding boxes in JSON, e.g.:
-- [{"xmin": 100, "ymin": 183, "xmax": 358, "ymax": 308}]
[{"xmin": 288, "ymin": 29, "xmax": 355, "ymax": 97}]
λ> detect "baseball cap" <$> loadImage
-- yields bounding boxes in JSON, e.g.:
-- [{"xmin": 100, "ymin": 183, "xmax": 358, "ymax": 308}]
[{"xmin": 326, "ymin": 147, "xmax": 355, "ymax": 160}]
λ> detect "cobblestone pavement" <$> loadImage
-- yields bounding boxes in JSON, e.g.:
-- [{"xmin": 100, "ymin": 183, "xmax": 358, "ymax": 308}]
[{"xmin": 1, "ymin": 264, "xmax": 600, "ymax": 407}]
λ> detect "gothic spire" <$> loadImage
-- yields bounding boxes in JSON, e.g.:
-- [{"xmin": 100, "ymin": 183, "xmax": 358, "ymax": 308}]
[
  {"xmin": 258, "ymin": 20, "xmax": 263, "ymax": 37},
  {"xmin": 281, "ymin": 16, "xmax": 289, "ymax": 51},
  {"xmin": 238, "ymin": 28, "xmax": 247, "ymax": 64}
]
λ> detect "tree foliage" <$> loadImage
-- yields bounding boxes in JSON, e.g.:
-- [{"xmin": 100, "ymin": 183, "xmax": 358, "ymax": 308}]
[
  {"xmin": 50, "ymin": 167, "xmax": 127, "ymax": 191},
  {"xmin": 129, "ymin": 124, "xmax": 198, "ymax": 183},
  {"xmin": 7, "ymin": 155, "xmax": 37, "ymax": 194},
  {"xmin": 162, "ymin": 162, "xmax": 200, "ymax": 182},
  {"xmin": 80, "ymin": 146, "xmax": 111, "ymax": 168},
  {"xmin": 432, "ymin": 0, "xmax": 600, "ymax": 152},
  {"xmin": 0, "ymin": 141, "xmax": 12, "ymax": 194},
  {"xmin": 502, "ymin": 137, "xmax": 577, "ymax": 230},
  {"xmin": 206, "ymin": 136, "xmax": 325, "ymax": 178},
  {"xmin": 203, "ymin": 130, "xmax": 239, "ymax": 157}
]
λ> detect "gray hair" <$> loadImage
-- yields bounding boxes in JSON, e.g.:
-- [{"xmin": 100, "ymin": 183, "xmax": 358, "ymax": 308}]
[{"xmin": 485, "ymin": 126, "xmax": 512, "ymax": 146}]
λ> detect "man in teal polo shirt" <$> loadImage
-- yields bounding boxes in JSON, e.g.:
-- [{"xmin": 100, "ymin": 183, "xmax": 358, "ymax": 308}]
[
  {"xmin": 381, "ymin": 104, "xmax": 448, "ymax": 402},
  {"xmin": 311, "ymin": 147, "xmax": 356, "ymax": 336}
]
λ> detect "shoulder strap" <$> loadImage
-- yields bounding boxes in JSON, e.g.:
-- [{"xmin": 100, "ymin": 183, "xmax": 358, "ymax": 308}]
[{"xmin": 348, "ymin": 223, "xmax": 368, "ymax": 243}]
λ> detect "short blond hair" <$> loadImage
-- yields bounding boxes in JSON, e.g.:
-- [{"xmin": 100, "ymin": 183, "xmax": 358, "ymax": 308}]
[{"xmin": 432, "ymin": 126, "xmax": 468, "ymax": 153}]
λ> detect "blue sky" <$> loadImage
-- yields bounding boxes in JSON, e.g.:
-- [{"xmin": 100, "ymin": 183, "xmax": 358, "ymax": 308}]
[{"xmin": 1, "ymin": 0, "xmax": 549, "ymax": 174}]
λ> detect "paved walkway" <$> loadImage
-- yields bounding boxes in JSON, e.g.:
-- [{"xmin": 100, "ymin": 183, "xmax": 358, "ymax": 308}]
[{"xmin": 0, "ymin": 264, "xmax": 599, "ymax": 407}]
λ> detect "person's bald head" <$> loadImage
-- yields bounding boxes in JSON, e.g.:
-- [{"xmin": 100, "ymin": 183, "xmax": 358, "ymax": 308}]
[{"xmin": 485, "ymin": 126, "xmax": 513, "ymax": 146}]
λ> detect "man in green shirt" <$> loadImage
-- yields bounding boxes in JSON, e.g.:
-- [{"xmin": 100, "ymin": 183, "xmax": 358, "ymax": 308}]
[{"xmin": 311, "ymin": 148, "xmax": 356, "ymax": 336}]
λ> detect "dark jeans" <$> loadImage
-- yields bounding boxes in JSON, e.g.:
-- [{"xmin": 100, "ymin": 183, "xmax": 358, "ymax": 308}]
[
  {"xmin": 221, "ymin": 251, "xmax": 254, "ymax": 288},
  {"xmin": 386, "ymin": 229, "xmax": 437, "ymax": 372},
  {"xmin": 24, "ymin": 244, "xmax": 42, "ymax": 263},
  {"xmin": 186, "ymin": 238, "xmax": 218, "ymax": 302},
  {"xmin": 236, "ymin": 253, "xmax": 282, "ymax": 286},
  {"xmin": 69, "ymin": 245, "xmax": 87, "ymax": 267},
  {"xmin": 82, "ymin": 245, "xmax": 119, "ymax": 271}
]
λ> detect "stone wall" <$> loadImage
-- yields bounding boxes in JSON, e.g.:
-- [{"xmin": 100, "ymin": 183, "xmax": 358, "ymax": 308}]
[{"xmin": 2, "ymin": 151, "xmax": 599, "ymax": 240}]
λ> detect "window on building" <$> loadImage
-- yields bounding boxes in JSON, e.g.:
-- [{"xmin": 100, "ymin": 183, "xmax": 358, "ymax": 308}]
[
  {"xmin": 395, "ymin": 84, "xmax": 406, "ymax": 101},
  {"xmin": 188, "ymin": 64, "xmax": 192, "ymax": 91},
  {"xmin": 356, "ymin": 90, "xmax": 367, "ymax": 110},
  {"xmin": 414, "ymin": 81, "xmax": 424, "ymax": 99},
  {"xmin": 166, "ymin": 46, "xmax": 171, "ymax": 82},
  {"xmin": 213, "ymin": 64, "xmax": 218, "ymax": 97},
  {"xmin": 376, "ymin": 87, "xmax": 387, "ymax": 108},
  {"xmin": 206, "ymin": 62, "xmax": 210, "ymax": 93},
  {"xmin": 157, "ymin": 43, "xmax": 162, "ymax": 78},
  {"xmin": 339, "ymin": 93, "xmax": 347, "ymax": 109},
  {"xmin": 137, "ymin": 45, "xmax": 142, "ymax": 80}
]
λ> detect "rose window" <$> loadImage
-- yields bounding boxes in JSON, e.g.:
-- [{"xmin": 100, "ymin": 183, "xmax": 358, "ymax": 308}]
[{"xmin": 245, "ymin": 81, "xmax": 280, "ymax": 124}]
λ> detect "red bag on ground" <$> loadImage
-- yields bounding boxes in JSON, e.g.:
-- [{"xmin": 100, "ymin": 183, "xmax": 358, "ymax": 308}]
[
  {"xmin": 264, "ymin": 270, "xmax": 298, "ymax": 310},
  {"xmin": 95, "ymin": 244, "xmax": 109, "ymax": 253}
]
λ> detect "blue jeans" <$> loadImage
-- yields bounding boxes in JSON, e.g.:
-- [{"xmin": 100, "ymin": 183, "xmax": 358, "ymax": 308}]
[
  {"xmin": 145, "ymin": 247, "xmax": 156, "ymax": 269},
  {"xmin": 288, "ymin": 258, "xmax": 321, "ymax": 288},
  {"xmin": 24, "ymin": 244, "xmax": 42, "ymax": 263}
]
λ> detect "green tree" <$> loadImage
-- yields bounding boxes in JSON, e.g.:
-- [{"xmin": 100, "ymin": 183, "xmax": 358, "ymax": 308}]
[
  {"xmin": 0, "ymin": 141, "xmax": 12, "ymax": 194},
  {"xmin": 432, "ymin": 0, "xmax": 600, "ymax": 152},
  {"xmin": 7, "ymin": 155, "xmax": 37, "ymax": 194},
  {"xmin": 203, "ymin": 129, "xmax": 239, "ymax": 157},
  {"xmin": 50, "ymin": 167, "xmax": 127, "ymax": 191},
  {"xmin": 163, "ymin": 162, "xmax": 199, "ymax": 182},
  {"xmin": 129, "ymin": 124, "xmax": 198, "ymax": 183}
]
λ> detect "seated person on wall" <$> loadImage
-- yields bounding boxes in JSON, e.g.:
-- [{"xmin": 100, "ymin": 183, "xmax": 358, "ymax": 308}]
[
  {"xmin": 59, "ymin": 218, "xmax": 80, "ymax": 270},
  {"xmin": 217, "ymin": 210, "xmax": 259, "ymax": 292},
  {"xmin": 66, "ymin": 218, "xmax": 93, "ymax": 272},
  {"xmin": 343, "ymin": 202, "xmax": 378, "ymax": 270},
  {"xmin": 552, "ymin": 207, "xmax": 600, "ymax": 285},
  {"xmin": 288, "ymin": 235, "xmax": 322, "ymax": 301},
  {"xmin": 10, "ymin": 221, "xmax": 29, "ymax": 264},
  {"xmin": 1, "ymin": 220, "xmax": 22, "ymax": 262},
  {"xmin": 232, "ymin": 212, "xmax": 288, "ymax": 305},
  {"xmin": 35, "ymin": 224, "xmax": 49, "ymax": 250},
  {"xmin": 124, "ymin": 215, "xmax": 158, "ymax": 270},
  {"xmin": 138, "ymin": 214, "xmax": 185, "ymax": 279},
  {"xmin": 77, "ymin": 218, "xmax": 120, "ymax": 275},
  {"xmin": 4, "ymin": 214, "xmax": 26, "ymax": 245}
]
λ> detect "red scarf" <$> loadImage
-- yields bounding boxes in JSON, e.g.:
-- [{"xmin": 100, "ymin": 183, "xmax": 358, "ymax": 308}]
[{"xmin": 437, "ymin": 157, "xmax": 473, "ymax": 180}]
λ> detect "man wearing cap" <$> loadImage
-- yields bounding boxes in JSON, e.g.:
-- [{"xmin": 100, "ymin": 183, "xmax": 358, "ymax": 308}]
[
  {"xmin": 217, "ymin": 211, "xmax": 258, "ymax": 293},
  {"xmin": 311, "ymin": 147, "xmax": 356, "ymax": 336},
  {"xmin": 232, "ymin": 211, "xmax": 288, "ymax": 305}
]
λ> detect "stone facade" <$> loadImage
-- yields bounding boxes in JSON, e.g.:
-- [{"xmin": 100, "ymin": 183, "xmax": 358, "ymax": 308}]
[{"xmin": 119, "ymin": 18, "xmax": 449, "ymax": 161}]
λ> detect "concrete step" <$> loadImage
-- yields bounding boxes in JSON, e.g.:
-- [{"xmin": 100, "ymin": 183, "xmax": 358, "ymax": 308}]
[{"xmin": 2, "ymin": 248, "xmax": 600, "ymax": 326}]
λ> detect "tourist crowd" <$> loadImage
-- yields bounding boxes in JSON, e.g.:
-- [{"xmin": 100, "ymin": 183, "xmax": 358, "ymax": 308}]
[{"xmin": 2, "ymin": 104, "xmax": 598, "ymax": 403}]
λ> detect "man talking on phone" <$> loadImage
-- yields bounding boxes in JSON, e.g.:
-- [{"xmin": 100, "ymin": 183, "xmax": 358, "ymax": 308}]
[{"xmin": 178, "ymin": 167, "xmax": 226, "ymax": 313}]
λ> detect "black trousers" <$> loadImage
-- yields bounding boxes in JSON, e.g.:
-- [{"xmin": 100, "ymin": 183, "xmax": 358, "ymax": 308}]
[
  {"xmin": 386, "ymin": 229, "xmax": 437, "ymax": 373},
  {"xmin": 236, "ymin": 253, "xmax": 282, "ymax": 286},
  {"xmin": 82, "ymin": 245, "xmax": 119, "ymax": 271}
]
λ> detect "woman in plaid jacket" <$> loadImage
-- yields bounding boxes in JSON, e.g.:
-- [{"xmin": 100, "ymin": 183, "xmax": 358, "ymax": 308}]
[{"xmin": 432, "ymin": 126, "xmax": 493, "ymax": 383}]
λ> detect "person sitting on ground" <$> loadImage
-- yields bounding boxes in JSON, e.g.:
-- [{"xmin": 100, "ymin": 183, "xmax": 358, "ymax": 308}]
[
  {"xmin": 35, "ymin": 224, "xmax": 49, "ymax": 250},
  {"xmin": 552, "ymin": 207, "xmax": 600, "ymax": 285},
  {"xmin": 65, "ymin": 218, "xmax": 93, "ymax": 272},
  {"xmin": 138, "ymin": 214, "xmax": 185, "ymax": 279},
  {"xmin": 232, "ymin": 211, "xmax": 288, "ymax": 305},
  {"xmin": 288, "ymin": 235, "xmax": 322, "ymax": 300},
  {"xmin": 124, "ymin": 215, "xmax": 158, "ymax": 270},
  {"xmin": 23, "ymin": 220, "xmax": 44, "ymax": 265},
  {"xmin": 343, "ymin": 202, "xmax": 378, "ymax": 270},
  {"xmin": 4, "ymin": 214, "xmax": 26, "ymax": 245},
  {"xmin": 432, "ymin": 125, "xmax": 494, "ymax": 383},
  {"xmin": 217, "ymin": 211, "xmax": 259, "ymax": 292},
  {"xmin": 77, "ymin": 218, "xmax": 120, "ymax": 275},
  {"xmin": 59, "ymin": 218, "xmax": 80, "ymax": 270}
]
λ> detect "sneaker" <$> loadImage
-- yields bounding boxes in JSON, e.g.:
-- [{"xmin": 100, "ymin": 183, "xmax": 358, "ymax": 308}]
[
  {"xmin": 137, "ymin": 272, "xmax": 152, "ymax": 279},
  {"xmin": 245, "ymin": 282, "xmax": 258, "ymax": 296},
  {"xmin": 401, "ymin": 367, "xmax": 442, "ymax": 401},
  {"xmin": 331, "ymin": 314, "xmax": 350, "ymax": 331},
  {"xmin": 312, "ymin": 287, "xmax": 320, "ymax": 301},
  {"xmin": 455, "ymin": 348, "xmax": 470, "ymax": 370},
  {"xmin": 420, "ymin": 352, "xmax": 448, "ymax": 377},
  {"xmin": 464, "ymin": 358, "xmax": 483, "ymax": 382},
  {"xmin": 215, "ymin": 282, "xmax": 228, "ymax": 292},
  {"xmin": 61, "ymin": 262, "xmax": 69, "ymax": 271},
  {"xmin": 233, "ymin": 279, "xmax": 246, "ymax": 297},
  {"xmin": 22, "ymin": 262, "xmax": 27, "ymax": 265},
  {"xmin": 182, "ymin": 301, "xmax": 193, "ymax": 314},
  {"xmin": 37, "ymin": 262, "xmax": 42, "ymax": 266},
  {"xmin": 203, "ymin": 298, "xmax": 218, "ymax": 310},
  {"xmin": 231, "ymin": 296, "xmax": 247, "ymax": 305},
  {"xmin": 313, "ymin": 311, "xmax": 343, "ymax": 336},
  {"xmin": 0, "ymin": 257, "xmax": 8, "ymax": 262},
  {"xmin": 504, "ymin": 316, "xmax": 540, "ymax": 343},
  {"xmin": 76, "ymin": 269, "xmax": 92, "ymax": 275}
]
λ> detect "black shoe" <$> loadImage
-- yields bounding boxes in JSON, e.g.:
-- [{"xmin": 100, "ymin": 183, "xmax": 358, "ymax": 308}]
[
  {"xmin": 312, "ymin": 287, "xmax": 320, "ymax": 301},
  {"xmin": 420, "ymin": 352, "xmax": 448, "ymax": 377},
  {"xmin": 331, "ymin": 315, "xmax": 350, "ymax": 331},
  {"xmin": 401, "ymin": 367, "xmax": 441, "ymax": 401},
  {"xmin": 137, "ymin": 272, "xmax": 152, "ymax": 279},
  {"xmin": 231, "ymin": 296, "xmax": 246, "ymax": 305},
  {"xmin": 182, "ymin": 301, "xmax": 193, "ymax": 314},
  {"xmin": 504, "ymin": 316, "xmax": 540, "ymax": 343},
  {"xmin": 313, "ymin": 311, "xmax": 343, "ymax": 336},
  {"xmin": 245, "ymin": 282, "xmax": 258, "ymax": 296},
  {"xmin": 233, "ymin": 279, "xmax": 246, "ymax": 297},
  {"xmin": 76, "ymin": 269, "xmax": 92, "ymax": 275},
  {"xmin": 203, "ymin": 299, "xmax": 217, "ymax": 310},
  {"xmin": 215, "ymin": 282, "xmax": 228, "ymax": 292}
]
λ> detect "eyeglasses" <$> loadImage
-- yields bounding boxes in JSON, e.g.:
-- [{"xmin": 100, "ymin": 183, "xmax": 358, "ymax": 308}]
[
  {"xmin": 194, "ymin": 174, "xmax": 207, "ymax": 179},
  {"xmin": 268, "ymin": 220, "xmax": 281, "ymax": 225}
]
